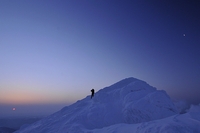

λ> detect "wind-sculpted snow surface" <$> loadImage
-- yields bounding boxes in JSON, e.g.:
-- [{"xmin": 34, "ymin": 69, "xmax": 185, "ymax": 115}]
[
  {"xmin": 15, "ymin": 77, "xmax": 180, "ymax": 133},
  {"xmin": 92, "ymin": 104, "xmax": 200, "ymax": 133}
]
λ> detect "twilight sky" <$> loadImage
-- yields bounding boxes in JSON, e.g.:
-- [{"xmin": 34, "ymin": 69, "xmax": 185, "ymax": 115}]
[{"xmin": 0, "ymin": 0, "xmax": 200, "ymax": 116}]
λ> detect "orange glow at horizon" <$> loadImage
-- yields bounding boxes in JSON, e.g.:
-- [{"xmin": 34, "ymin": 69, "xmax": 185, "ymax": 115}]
[
  {"xmin": 0, "ymin": 83, "xmax": 84, "ymax": 105},
  {"xmin": 0, "ymin": 86, "xmax": 77, "ymax": 105},
  {"xmin": 0, "ymin": 91, "xmax": 49, "ymax": 104},
  {"xmin": 0, "ymin": 84, "xmax": 55, "ymax": 104}
]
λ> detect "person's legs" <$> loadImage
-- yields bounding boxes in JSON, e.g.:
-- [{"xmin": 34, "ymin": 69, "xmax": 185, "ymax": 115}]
[{"xmin": 91, "ymin": 93, "xmax": 94, "ymax": 99}]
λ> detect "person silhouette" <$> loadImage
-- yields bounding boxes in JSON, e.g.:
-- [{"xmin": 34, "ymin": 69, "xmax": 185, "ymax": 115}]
[{"xmin": 91, "ymin": 89, "xmax": 95, "ymax": 99}]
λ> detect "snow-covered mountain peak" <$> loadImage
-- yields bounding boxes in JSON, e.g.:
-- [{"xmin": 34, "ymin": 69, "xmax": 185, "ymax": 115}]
[
  {"xmin": 15, "ymin": 77, "xmax": 179, "ymax": 133},
  {"xmin": 93, "ymin": 77, "xmax": 157, "ymax": 104},
  {"xmin": 99, "ymin": 77, "xmax": 152, "ymax": 92}
]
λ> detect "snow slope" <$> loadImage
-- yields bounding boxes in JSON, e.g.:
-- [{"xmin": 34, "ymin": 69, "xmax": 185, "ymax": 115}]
[
  {"xmin": 15, "ymin": 77, "xmax": 188, "ymax": 133},
  {"xmin": 92, "ymin": 104, "xmax": 200, "ymax": 133},
  {"xmin": 0, "ymin": 127, "xmax": 16, "ymax": 133}
]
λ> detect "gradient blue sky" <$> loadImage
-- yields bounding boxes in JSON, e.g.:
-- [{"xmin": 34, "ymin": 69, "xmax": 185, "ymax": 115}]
[{"xmin": 0, "ymin": 0, "xmax": 200, "ymax": 116}]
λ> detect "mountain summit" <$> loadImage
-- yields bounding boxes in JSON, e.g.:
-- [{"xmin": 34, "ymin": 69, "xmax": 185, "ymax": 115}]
[{"xmin": 16, "ymin": 77, "xmax": 179, "ymax": 133}]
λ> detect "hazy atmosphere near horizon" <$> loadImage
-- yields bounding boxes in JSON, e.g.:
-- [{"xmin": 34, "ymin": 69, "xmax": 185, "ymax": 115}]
[{"xmin": 0, "ymin": 0, "xmax": 200, "ymax": 117}]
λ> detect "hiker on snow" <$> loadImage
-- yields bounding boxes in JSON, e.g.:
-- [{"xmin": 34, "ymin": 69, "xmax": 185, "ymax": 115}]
[{"xmin": 91, "ymin": 89, "xmax": 95, "ymax": 99}]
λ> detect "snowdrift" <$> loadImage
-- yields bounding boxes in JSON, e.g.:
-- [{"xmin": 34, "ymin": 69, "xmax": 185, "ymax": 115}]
[{"xmin": 15, "ymin": 77, "xmax": 200, "ymax": 133}]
